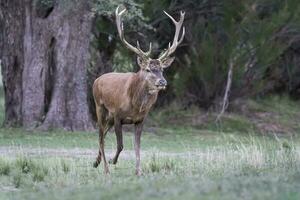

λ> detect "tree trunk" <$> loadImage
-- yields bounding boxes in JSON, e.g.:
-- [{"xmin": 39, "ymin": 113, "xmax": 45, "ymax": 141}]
[
  {"xmin": 0, "ymin": 0, "xmax": 25, "ymax": 127},
  {"xmin": 0, "ymin": 0, "xmax": 95, "ymax": 131}
]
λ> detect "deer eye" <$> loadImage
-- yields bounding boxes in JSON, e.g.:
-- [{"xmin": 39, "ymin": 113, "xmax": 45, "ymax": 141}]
[{"xmin": 146, "ymin": 68, "xmax": 151, "ymax": 72}]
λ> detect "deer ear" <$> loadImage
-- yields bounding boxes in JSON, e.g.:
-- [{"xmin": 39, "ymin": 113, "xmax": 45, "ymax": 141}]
[
  {"xmin": 137, "ymin": 56, "xmax": 149, "ymax": 69},
  {"xmin": 161, "ymin": 57, "xmax": 175, "ymax": 68}
]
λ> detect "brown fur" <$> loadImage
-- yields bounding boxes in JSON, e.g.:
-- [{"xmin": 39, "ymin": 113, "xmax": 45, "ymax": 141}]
[{"xmin": 93, "ymin": 71, "xmax": 158, "ymax": 123}]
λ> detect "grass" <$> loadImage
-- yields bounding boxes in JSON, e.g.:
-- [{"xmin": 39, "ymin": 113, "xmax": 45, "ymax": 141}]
[
  {"xmin": 0, "ymin": 135, "xmax": 300, "ymax": 200},
  {"xmin": 1, "ymin": 91, "xmax": 300, "ymax": 199}
]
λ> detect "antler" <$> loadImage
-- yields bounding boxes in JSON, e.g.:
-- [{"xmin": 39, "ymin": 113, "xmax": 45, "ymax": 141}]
[
  {"xmin": 115, "ymin": 6, "xmax": 152, "ymax": 60},
  {"xmin": 158, "ymin": 11, "xmax": 185, "ymax": 61}
]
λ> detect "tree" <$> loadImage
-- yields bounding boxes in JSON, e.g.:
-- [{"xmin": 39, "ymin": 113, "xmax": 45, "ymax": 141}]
[{"xmin": 0, "ymin": 0, "xmax": 94, "ymax": 130}]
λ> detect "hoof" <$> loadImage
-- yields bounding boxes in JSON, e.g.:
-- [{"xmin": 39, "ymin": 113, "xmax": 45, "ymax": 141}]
[
  {"xmin": 108, "ymin": 158, "xmax": 117, "ymax": 165},
  {"xmin": 93, "ymin": 161, "xmax": 99, "ymax": 168},
  {"xmin": 135, "ymin": 170, "xmax": 142, "ymax": 176}
]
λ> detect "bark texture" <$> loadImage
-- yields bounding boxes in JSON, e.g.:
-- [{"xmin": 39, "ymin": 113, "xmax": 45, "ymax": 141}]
[
  {"xmin": 0, "ymin": 0, "xmax": 95, "ymax": 130},
  {"xmin": 0, "ymin": 0, "xmax": 25, "ymax": 127}
]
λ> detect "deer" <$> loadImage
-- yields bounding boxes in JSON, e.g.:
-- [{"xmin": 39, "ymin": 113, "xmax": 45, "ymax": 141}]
[{"xmin": 92, "ymin": 5, "xmax": 185, "ymax": 175}]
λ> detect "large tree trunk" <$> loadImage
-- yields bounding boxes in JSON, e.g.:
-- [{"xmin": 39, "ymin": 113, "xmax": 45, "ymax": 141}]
[
  {"xmin": 0, "ymin": 0, "xmax": 95, "ymax": 131},
  {"xmin": 0, "ymin": 0, "xmax": 25, "ymax": 127}
]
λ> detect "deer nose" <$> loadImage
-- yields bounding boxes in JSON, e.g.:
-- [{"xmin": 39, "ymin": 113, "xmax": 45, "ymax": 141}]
[{"xmin": 158, "ymin": 79, "xmax": 167, "ymax": 86}]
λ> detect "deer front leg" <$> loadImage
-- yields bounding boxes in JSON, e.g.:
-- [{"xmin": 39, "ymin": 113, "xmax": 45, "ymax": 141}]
[
  {"xmin": 109, "ymin": 118, "xmax": 123, "ymax": 164},
  {"xmin": 134, "ymin": 122, "xmax": 143, "ymax": 176},
  {"xmin": 99, "ymin": 126, "xmax": 110, "ymax": 174}
]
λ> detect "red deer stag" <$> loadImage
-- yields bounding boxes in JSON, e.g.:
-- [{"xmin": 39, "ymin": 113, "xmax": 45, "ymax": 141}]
[{"xmin": 93, "ymin": 6, "xmax": 185, "ymax": 175}]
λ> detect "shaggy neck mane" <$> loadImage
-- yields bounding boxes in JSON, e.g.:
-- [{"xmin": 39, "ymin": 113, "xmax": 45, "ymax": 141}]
[{"xmin": 128, "ymin": 71, "xmax": 158, "ymax": 112}]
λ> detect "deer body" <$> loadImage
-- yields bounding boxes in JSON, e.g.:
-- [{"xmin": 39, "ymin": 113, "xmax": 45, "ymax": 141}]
[
  {"xmin": 93, "ymin": 72, "xmax": 158, "ymax": 125},
  {"xmin": 93, "ymin": 6, "xmax": 185, "ymax": 175}
]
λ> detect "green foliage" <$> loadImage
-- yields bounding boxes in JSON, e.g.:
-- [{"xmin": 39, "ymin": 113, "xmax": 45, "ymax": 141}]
[
  {"xmin": 184, "ymin": 0, "xmax": 300, "ymax": 106},
  {"xmin": 92, "ymin": 0, "xmax": 152, "ymax": 31},
  {"xmin": 112, "ymin": 46, "xmax": 135, "ymax": 72},
  {"xmin": 120, "ymin": 0, "xmax": 300, "ymax": 106},
  {"xmin": 0, "ymin": 158, "xmax": 10, "ymax": 176}
]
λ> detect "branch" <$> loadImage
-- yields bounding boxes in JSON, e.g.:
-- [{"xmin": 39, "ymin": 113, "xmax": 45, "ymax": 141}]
[{"xmin": 216, "ymin": 58, "xmax": 234, "ymax": 122}]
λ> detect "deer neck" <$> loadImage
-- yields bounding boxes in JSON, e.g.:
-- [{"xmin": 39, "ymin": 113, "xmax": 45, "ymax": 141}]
[{"xmin": 129, "ymin": 72, "xmax": 158, "ymax": 113}]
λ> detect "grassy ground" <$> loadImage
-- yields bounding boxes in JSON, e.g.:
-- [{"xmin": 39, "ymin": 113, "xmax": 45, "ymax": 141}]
[
  {"xmin": 0, "ymin": 130, "xmax": 299, "ymax": 200},
  {"xmin": 1, "ymin": 92, "xmax": 300, "ymax": 199}
]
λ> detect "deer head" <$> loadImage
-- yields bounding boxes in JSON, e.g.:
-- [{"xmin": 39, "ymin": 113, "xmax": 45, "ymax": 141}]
[{"xmin": 115, "ymin": 6, "xmax": 185, "ymax": 91}]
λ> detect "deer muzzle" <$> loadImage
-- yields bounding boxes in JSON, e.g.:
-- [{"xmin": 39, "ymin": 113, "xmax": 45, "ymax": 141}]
[{"xmin": 155, "ymin": 79, "xmax": 167, "ymax": 90}]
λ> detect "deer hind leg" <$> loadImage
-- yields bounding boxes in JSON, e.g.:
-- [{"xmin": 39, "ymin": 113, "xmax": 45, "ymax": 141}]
[
  {"xmin": 109, "ymin": 118, "xmax": 123, "ymax": 165},
  {"xmin": 93, "ymin": 105, "xmax": 112, "ymax": 174},
  {"xmin": 93, "ymin": 104, "xmax": 104, "ymax": 168}
]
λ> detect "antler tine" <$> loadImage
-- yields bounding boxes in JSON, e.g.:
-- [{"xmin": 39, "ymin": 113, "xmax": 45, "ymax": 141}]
[
  {"xmin": 178, "ymin": 26, "xmax": 185, "ymax": 44},
  {"xmin": 146, "ymin": 42, "xmax": 152, "ymax": 56},
  {"xmin": 115, "ymin": 5, "xmax": 151, "ymax": 59},
  {"xmin": 158, "ymin": 11, "xmax": 185, "ymax": 61},
  {"xmin": 136, "ymin": 41, "xmax": 152, "ymax": 56}
]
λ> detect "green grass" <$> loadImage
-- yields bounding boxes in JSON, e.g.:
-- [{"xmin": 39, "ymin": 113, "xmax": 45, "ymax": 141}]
[
  {"xmin": 0, "ymin": 133, "xmax": 299, "ymax": 200},
  {"xmin": 1, "ymin": 127, "xmax": 296, "ymax": 152}
]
